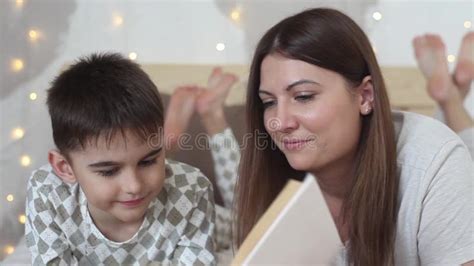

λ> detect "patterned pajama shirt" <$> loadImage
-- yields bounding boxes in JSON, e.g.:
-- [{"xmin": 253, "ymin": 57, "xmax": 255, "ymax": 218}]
[
  {"xmin": 25, "ymin": 160, "xmax": 215, "ymax": 265},
  {"xmin": 25, "ymin": 128, "xmax": 240, "ymax": 265},
  {"xmin": 208, "ymin": 128, "xmax": 240, "ymax": 253}
]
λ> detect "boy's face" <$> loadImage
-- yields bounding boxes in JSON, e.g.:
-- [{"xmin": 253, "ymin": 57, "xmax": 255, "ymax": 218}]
[{"xmin": 67, "ymin": 130, "xmax": 165, "ymax": 226}]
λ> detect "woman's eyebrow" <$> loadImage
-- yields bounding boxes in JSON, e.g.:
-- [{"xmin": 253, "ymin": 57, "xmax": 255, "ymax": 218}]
[
  {"xmin": 285, "ymin": 79, "xmax": 320, "ymax": 91},
  {"xmin": 259, "ymin": 79, "xmax": 321, "ymax": 95}
]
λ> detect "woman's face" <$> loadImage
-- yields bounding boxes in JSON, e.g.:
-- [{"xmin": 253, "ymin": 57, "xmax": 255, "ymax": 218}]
[{"xmin": 259, "ymin": 54, "xmax": 370, "ymax": 174}]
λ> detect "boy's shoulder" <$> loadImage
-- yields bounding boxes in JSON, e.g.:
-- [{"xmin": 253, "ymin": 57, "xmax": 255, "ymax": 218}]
[
  {"xmin": 163, "ymin": 159, "xmax": 213, "ymax": 192},
  {"xmin": 28, "ymin": 164, "xmax": 74, "ymax": 196},
  {"xmin": 152, "ymin": 160, "xmax": 214, "ymax": 227},
  {"xmin": 27, "ymin": 164, "xmax": 81, "ymax": 212}
]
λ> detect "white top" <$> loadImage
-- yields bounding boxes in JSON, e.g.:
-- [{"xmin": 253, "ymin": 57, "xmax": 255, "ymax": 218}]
[
  {"xmin": 458, "ymin": 127, "xmax": 474, "ymax": 159},
  {"xmin": 432, "ymin": 108, "xmax": 474, "ymax": 158},
  {"xmin": 433, "ymin": 86, "xmax": 474, "ymax": 159},
  {"xmin": 336, "ymin": 111, "xmax": 474, "ymax": 265},
  {"xmin": 25, "ymin": 159, "xmax": 216, "ymax": 265},
  {"xmin": 210, "ymin": 111, "xmax": 473, "ymax": 265}
]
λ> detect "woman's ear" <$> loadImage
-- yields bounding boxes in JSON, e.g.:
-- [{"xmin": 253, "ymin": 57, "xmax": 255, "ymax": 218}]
[
  {"xmin": 48, "ymin": 150, "xmax": 77, "ymax": 184},
  {"xmin": 357, "ymin": 75, "xmax": 375, "ymax": 115}
]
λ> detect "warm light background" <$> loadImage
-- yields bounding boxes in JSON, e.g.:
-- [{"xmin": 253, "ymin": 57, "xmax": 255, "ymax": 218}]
[{"xmin": 1, "ymin": 0, "xmax": 473, "ymax": 260}]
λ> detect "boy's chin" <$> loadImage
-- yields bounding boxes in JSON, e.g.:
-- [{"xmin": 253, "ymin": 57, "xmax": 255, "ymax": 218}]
[
  {"xmin": 113, "ymin": 207, "xmax": 149, "ymax": 224},
  {"xmin": 112, "ymin": 198, "xmax": 154, "ymax": 222}
]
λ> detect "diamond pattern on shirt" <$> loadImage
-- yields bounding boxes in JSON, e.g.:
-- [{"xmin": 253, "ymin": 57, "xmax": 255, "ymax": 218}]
[
  {"xmin": 25, "ymin": 160, "xmax": 216, "ymax": 265},
  {"xmin": 209, "ymin": 128, "xmax": 240, "ymax": 209},
  {"xmin": 208, "ymin": 128, "xmax": 240, "ymax": 253}
]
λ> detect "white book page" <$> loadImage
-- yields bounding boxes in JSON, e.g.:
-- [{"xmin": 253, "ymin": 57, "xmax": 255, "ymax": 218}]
[{"xmin": 243, "ymin": 174, "xmax": 342, "ymax": 265}]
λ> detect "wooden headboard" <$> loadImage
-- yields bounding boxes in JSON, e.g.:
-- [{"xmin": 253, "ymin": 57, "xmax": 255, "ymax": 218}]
[
  {"xmin": 141, "ymin": 64, "xmax": 437, "ymax": 204},
  {"xmin": 142, "ymin": 64, "xmax": 436, "ymax": 117}
]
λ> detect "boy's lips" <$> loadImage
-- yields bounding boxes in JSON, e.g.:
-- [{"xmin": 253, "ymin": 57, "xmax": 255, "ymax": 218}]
[{"xmin": 117, "ymin": 195, "xmax": 148, "ymax": 207}]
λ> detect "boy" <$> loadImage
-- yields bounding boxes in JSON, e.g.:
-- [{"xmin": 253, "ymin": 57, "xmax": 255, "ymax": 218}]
[{"xmin": 25, "ymin": 53, "xmax": 216, "ymax": 265}]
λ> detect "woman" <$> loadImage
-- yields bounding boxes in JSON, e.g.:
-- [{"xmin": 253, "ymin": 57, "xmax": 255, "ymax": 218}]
[{"xmin": 236, "ymin": 8, "xmax": 473, "ymax": 265}]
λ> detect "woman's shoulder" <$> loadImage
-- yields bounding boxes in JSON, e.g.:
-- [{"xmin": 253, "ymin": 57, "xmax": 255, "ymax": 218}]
[
  {"xmin": 392, "ymin": 110, "xmax": 472, "ymax": 181},
  {"xmin": 393, "ymin": 110, "xmax": 460, "ymax": 145},
  {"xmin": 393, "ymin": 111, "xmax": 466, "ymax": 161},
  {"xmin": 392, "ymin": 111, "xmax": 473, "ymax": 266}
]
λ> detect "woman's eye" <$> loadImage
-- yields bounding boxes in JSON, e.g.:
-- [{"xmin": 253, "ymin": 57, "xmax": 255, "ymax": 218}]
[
  {"xmin": 139, "ymin": 158, "xmax": 157, "ymax": 167},
  {"xmin": 262, "ymin": 100, "xmax": 275, "ymax": 109},
  {"xmin": 295, "ymin": 94, "xmax": 315, "ymax": 102},
  {"xmin": 97, "ymin": 168, "xmax": 119, "ymax": 177}
]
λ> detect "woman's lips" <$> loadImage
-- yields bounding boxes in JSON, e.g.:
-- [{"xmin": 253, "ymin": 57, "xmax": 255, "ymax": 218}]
[{"xmin": 282, "ymin": 139, "xmax": 313, "ymax": 150}]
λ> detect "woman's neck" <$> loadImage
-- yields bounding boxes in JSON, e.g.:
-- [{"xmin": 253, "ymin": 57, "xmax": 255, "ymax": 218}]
[
  {"xmin": 311, "ymin": 155, "xmax": 355, "ymax": 200},
  {"xmin": 311, "ymin": 155, "xmax": 356, "ymax": 244}
]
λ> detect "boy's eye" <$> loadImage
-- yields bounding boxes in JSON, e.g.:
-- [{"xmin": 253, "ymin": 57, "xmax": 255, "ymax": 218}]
[
  {"xmin": 97, "ymin": 168, "xmax": 119, "ymax": 177},
  {"xmin": 139, "ymin": 157, "xmax": 157, "ymax": 167}
]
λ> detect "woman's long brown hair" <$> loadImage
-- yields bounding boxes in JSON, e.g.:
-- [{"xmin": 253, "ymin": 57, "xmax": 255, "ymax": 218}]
[{"xmin": 235, "ymin": 8, "xmax": 398, "ymax": 266}]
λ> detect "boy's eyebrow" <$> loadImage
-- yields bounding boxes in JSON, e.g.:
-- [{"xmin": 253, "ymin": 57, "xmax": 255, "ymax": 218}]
[
  {"xmin": 88, "ymin": 148, "xmax": 162, "ymax": 168},
  {"xmin": 141, "ymin": 148, "xmax": 162, "ymax": 160},
  {"xmin": 88, "ymin": 161, "xmax": 120, "ymax": 168},
  {"xmin": 259, "ymin": 79, "xmax": 320, "ymax": 95}
]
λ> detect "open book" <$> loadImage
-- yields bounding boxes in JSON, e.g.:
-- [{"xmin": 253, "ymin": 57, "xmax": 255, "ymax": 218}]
[{"xmin": 232, "ymin": 174, "xmax": 342, "ymax": 265}]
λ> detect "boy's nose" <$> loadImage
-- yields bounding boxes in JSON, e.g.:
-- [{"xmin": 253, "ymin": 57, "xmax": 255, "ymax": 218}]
[{"xmin": 122, "ymin": 171, "xmax": 143, "ymax": 195}]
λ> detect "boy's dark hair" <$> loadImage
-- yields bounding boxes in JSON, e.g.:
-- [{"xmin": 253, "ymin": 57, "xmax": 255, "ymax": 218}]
[{"xmin": 47, "ymin": 52, "xmax": 164, "ymax": 154}]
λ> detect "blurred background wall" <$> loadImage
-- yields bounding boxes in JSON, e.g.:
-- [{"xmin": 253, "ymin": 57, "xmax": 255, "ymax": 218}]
[{"xmin": 0, "ymin": 0, "xmax": 472, "ymax": 259}]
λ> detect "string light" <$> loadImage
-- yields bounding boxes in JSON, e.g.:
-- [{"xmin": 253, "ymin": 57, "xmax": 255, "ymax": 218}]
[
  {"xmin": 128, "ymin": 52, "xmax": 137, "ymax": 60},
  {"xmin": 6, "ymin": 194, "xmax": 14, "ymax": 202},
  {"xmin": 464, "ymin": 21, "xmax": 472, "ymax": 29},
  {"xmin": 447, "ymin": 55, "xmax": 456, "ymax": 63},
  {"xmin": 3, "ymin": 245, "xmax": 15, "ymax": 255},
  {"xmin": 18, "ymin": 214, "xmax": 27, "ymax": 224},
  {"xmin": 113, "ymin": 15, "xmax": 124, "ymax": 26},
  {"xmin": 15, "ymin": 0, "xmax": 24, "ymax": 8},
  {"xmin": 28, "ymin": 29, "xmax": 40, "ymax": 42},
  {"xmin": 11, "ymin": 127, "xmax": 25, "ymax": 140},
  {"xmin": 20, "ymin": 155, "xmax": 31, "ymax": 167},
  {"xmin": 29, "ymin": 92, "xmax": 37, "ymax": 101},
  {"xmin": 10, "ymin": 58, "xmax": 24, "ymax": 72},
  {"xmin": 216, "ymin": 43, "xmax": 225, "ymax": 51},
  {"xmin": 372, "ymin": 12, "xmax": 382, "ymax": 21},
  {"xmin": 230, "ymin": 9, "xmax": 240, "ymax": 21}
]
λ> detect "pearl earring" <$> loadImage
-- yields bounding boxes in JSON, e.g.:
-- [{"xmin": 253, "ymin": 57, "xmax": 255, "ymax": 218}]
[{"xmin": 364, "ymin": 106, "xmax": 371, "ymax": 114}]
